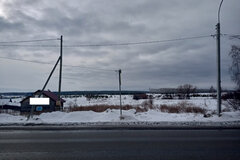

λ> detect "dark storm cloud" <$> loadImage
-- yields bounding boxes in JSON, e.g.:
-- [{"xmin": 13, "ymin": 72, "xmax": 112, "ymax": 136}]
[{"xmin": 0, "ymin": 0, "xmax": 239, "ymax": 91}]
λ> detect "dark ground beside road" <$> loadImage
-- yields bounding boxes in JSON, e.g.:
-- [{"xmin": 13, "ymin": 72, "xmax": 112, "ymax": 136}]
[{"xmin": 0, "ymin": 129, "xmax": 240, "ymax": 160}]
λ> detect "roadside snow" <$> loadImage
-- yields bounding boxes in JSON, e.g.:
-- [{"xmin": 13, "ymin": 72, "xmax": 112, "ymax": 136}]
[
  {"xmin": 0, "ymin": 110, "xmax": 239, "ymax": 124},
  {"xmin": 0, "ymin": 113, "xmax": 26, "ymax": 123}
]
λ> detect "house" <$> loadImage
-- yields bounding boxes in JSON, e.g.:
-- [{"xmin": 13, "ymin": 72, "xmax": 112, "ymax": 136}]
[
  {"xmin": 0, "ymin": 104, "xmax": 20, "ymax": 111},
  {"xmin": 133, "ymin": 94, "xmax": 148, "ymax": 100},
  {"xmin": 20, "ymin": 90, "xmax": 65, "ymax": 112}
]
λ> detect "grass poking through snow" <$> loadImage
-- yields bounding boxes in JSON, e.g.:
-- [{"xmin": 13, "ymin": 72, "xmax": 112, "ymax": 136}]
[
  {"xmin": 159, "ymin": 101, "xmax": 206, "ymax": 114},
  {"xmin": 65, "ymin": 100, "xmax": 206, "ymax": 115}
]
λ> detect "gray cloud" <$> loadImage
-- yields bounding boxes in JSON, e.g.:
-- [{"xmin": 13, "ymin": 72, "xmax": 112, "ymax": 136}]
[{"xmin": 0, "ymin": 0, "xmax": 239, "ymax": 92}]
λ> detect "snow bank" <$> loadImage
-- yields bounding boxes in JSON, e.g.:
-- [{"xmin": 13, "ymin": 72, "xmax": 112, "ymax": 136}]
[
  {"xmin": 0, "ymin": 110, "xmax": 239, "ymax": 124},
  {"xmin": 0, "ymin": 113, "xmax": 26, "ymax": 123}
]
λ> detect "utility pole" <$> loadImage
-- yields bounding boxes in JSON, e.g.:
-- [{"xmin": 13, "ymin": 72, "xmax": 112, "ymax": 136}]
[
  {"xmin": 58, "ymin": 35, "xmax": 63, "ymax": 111},
  {"xmin": 216, "ymin": 23, "xmax": 221, "ymax": 117},
  {"xmin": 27, "ymin": 57, "xmax": 61, "ymax": 120},
  {"xmin": 216, "ymin": 0, "xmax": 223, "ymax": 117},
  {"xmin": 27, "ymin": 36, "xmax": 63, "ymax": 120},
  {"xmin": 118, "ymin": 69, "xmax": 123, "ymax": 119}
]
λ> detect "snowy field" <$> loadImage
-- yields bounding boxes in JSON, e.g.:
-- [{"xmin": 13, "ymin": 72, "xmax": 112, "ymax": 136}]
[
  {"xmin": 63, "ymin": 94, "xmax": 218, "ymax": 110},
  {"xmin": 0, "ymin": 94, "xmax": 239, "ymax": 124},
  {"xmin": 0, "ymin": 94, "xmax": 217, "ymax": 110},
  {"xmin": 0, "ymin": 97, "xmax": 22, "ymax": 106}
]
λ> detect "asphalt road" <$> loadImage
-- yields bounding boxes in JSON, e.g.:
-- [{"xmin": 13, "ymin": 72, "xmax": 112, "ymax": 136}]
[{"xmin": 0, "ymin": 129, "xmax": 240, "ymax": 160}]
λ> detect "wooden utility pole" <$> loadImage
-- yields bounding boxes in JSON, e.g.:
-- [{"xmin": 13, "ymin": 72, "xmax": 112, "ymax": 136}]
[
  {"xmin": 58, "ymin": 35, "xmax": 63, "ymax": 111},
  {"xmin": 118, "ymin": 69, "xmax": 123, "ymax": 119},
  {"xmin": 27, "ymin": 57, "xmax": 61, "ymax": 120},
  {"xmin": 27, "ymin": 35, "xmax": 63, "ymax": 120}
]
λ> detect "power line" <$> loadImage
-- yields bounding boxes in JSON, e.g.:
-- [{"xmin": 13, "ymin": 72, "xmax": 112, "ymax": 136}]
[
  {"xmin": 63, "ymin": 64, "xmax": 116, "ymax": 72},
  {"xmin": 0, "ymin": 56, "xmax": 52, "ymax": 64},
  {"xmin": 64, "ymin": 35, "xmax": 212, "ymax": 47},
  {"xmin": 0, "ymin": 56, "xmax": 116, "ymax": 72},
  {"xmin": 0, "ymin": 34, "xmax": 238, "ymax": 47},
  {"xmin": 222, "ymin": 34, "xmax": 240, "ymax": 40},
  {"xmin": 0, "ymin": 35, "xmax": 213, "ymax": 48},
  {"xmin": 57, "ymin": 76, "xmax": 80, "ymax": 81},
  {"xmin": 0, "ymin": 38, "xmax": 59, "ymax": 44},
  {"xmin": 0, "ymin": 44, "xmax": 59, "ymax": 47},
  {"xmin": 222, "ymin": 33, "xmax": 240, "ymax": 36}
]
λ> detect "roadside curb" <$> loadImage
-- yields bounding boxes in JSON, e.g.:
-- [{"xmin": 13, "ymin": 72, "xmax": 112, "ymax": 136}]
[{"xmin": 0, "ymin": 121, "xmax": 240, "ymax": 130}]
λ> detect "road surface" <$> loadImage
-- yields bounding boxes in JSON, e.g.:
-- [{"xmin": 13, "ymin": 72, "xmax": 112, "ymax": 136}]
[{"xmin": 0, "ymin": 129, "xmax": 240, "ymax": 160}]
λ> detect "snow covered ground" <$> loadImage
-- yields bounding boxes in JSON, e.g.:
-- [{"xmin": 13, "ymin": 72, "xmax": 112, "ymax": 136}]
[
  {"xmin": 0, "ymin": 94, "xmax": 218, "ymax": 110},
  {"xmin": 64, "ymin": 95, "xmax": 218, "ymax": 110},
  {"xmin": 0, "ymin": 94, "xmax": 239, "ymax": 125},
  {"xmin": 0, "ymin": 109, "xmax": 239, "ymax": 125},
  {"xmin": 0, "ymin": 97, "xmax": 22, "ymax": 106}
]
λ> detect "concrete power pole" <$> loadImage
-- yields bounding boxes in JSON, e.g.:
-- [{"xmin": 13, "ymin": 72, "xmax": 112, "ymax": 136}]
[
  {"xmin": 58, "ymin": 35, "xmax": 63, "ymax": 111},
  {"xmin": 118, "ymin": 69, "xmax": 123, "ymax": 119},
  {"xmin": 216, "ymin": 0, "xmax": 223, "ymax": 117},
  {"xmin": 216, "ymin": 23, "xmax": 221, "ymax": 117}
]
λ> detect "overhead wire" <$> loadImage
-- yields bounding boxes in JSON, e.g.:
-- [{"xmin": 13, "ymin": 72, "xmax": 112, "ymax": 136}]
[
  {"xmin": 0, "ymin": 56, "xmax": 52, "ymax": 64},
  {"xmin": 63, "ymin": 64, "xmax": 116, "ymax": 72},
  {"xmin": 0, "ymin": 35, "xmax": 213, "ymax": 48},
  {"xmin": 0, "ymin": 56, "xmax": 116, "ymax": 72},
  {"xmin": 0, "ymin": 34, "xmax": 238, "ymax": 47},
  {"xmin": 0, "ymin": 38, "xmax": 59, "ymax": 44},
  {"xmin": 0, "ymin": 44, "xmax": 59, "ymax": 47},
  {"xmin": 222, "ymin": 33, "xmax": 240, "ymax": 36},
  {"xmin": 64, "ymin": 35, "xmax": 212, "ymax": 47},
  {"xmin": 222, "ymin": 34, "xmax": 240, "ymax": 40}
]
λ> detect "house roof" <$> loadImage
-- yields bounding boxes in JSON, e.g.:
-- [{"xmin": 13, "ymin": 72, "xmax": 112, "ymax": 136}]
[{"xmin": 20, "ymin": 90, "xmax": 65, "ymax": 103}]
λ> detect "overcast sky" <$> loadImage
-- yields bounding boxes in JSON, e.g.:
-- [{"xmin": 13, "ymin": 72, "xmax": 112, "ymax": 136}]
[{"xmin": 0, "ymin": 0, "xmax": 239, "ymax": 92}]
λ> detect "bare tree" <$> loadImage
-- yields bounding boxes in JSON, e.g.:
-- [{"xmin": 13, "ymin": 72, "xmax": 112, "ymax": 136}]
[
  {"xmin": 229, "ymin": 45, "xmax": 240, "ymax": 90},
  {"xmin": 209, "ymin": 85, "xmax": 216, "ymax": 93},
  {"xmin": 228, "ymin": 45, "xmax": 240, "ymax": 110},
  {"xmin": 177, "ymin": 84, "xmax": 197, "ymax": 99}
]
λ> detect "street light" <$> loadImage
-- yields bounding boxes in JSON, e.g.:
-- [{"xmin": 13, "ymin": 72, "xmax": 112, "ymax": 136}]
[{"xmin": 216, "ymin": 0, "xmax": 223, "ymax": 117}]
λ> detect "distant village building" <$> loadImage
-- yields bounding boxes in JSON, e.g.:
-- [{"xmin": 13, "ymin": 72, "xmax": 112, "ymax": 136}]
[
  {"xmin": 149, "ymin": 88, "xmax": 178, "ymax": 94},
  {"xmin": 133, "ymin": 94, "xmax": 148, "ymax": 100},
  {"xmin": 20, "ymin": 90, "xmax": 65, "ymax": 112}
]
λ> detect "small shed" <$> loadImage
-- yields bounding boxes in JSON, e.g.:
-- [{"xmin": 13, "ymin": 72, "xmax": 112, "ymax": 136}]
[{"xmin": 20, "ymin": 90, "xmax": 65, "ymax": 112}]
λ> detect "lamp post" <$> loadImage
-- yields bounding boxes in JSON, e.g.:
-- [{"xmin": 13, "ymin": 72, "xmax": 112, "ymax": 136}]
[{"xmin": 216, "ymin": 0, "xmax": 223, "ymax": 117}]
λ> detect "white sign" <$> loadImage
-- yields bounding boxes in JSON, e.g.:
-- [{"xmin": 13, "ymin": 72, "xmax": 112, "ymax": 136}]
[{"xmin": 30, "ymin": 98, "xmax": 50, "ymax": 105}]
